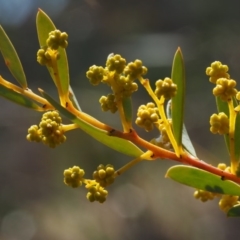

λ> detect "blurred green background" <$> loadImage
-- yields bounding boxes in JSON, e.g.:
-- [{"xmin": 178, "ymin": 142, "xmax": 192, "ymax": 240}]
[{"xmin": 1, "ymin": 0, "xmax": 240, "ymax": 239}]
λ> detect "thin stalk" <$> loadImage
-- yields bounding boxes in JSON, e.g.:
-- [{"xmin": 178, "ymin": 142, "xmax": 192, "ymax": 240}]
[
  {"xmin": 116, "ymin": 97, "xmax": 131, "ymax": 132},
  {"xmin": 115, "ymin": 157, "xmax": 142, "ymax": 176},
  {"xmin": 228, "ymin": 99, "xmax": 237, "ymax": 173},
  {"xmin": 138, "ymin": 77, "xmax": 180, "ymax": 156},
  {"xmin": 0, "ymin": 76, "xmax": 53, "ymax": 110},
  {"xmin": 62, "ymin": 123, "xmax": 80, "ymax": 132}
]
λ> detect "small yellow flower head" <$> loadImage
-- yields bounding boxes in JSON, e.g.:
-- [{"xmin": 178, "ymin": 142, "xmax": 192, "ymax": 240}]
[
  {"xmin": 135, "ymin": 102, "xmax": 159, "ymax": 131},
  {"xmin": 27, "ymin": 111, "xmax": 66, "ymax": 148},
  {"xmin": 37, "ymin": 48, "xmax": 52, "ymax": 66},
  {"xmin": 217, "ymin": 163, "xmax": 228, "ymax": 171},
  {"xmin": 217, "ymin": 163, "xmax": 231, "ymax": 174},
  {"xmin": 99, "ymin": 94, "xmax": 118, "ymax": 113},
  {"xmin": 86, "ymin": 181, "xmax": 108, "ymax": 203},
  {"xmin": 155, "ymin": 78, "xmax": 177, "ymax": 99},
  {"xmin": 93, "ymin": 164, "xmax": 115, "ymax": 187},
  {"xmin": 64, "ymin": 166, "xmax": 85, "ymax": 188},
  {"xmin": 219, "ymin": 195, "xmax": 239, "ymax": 213},
  {"xmin": 39, "ymin": 111, "xmax": 66, "ymax": 148},
  {"xmin": 194, "ymin": 189, "xmax": 218, "ymax": 202},
  {"xmin": 206, "ymin": 61, "xmax": 230, "ymax": 84},
  {"xmin": 26, "ymin": 125, "xmax": 41, "ymax": 142},
  {"xmin": 124, "ymin": 60, "xmax": 147, "ymax": 80},
  {"xmin": 115, "ymin": 75, "xmax": 138, "ymax": 97},
  {"xmin": 106, "ymin": 54, "xmax": 126, "ymax": 74},
  {"xmin": 46, "ymin": 30, "xmax": 68, "ymax": 50},
  {"xmin": 210, "ymin": 112, "xmax": 229, "ymax": 134},
  {"xmin": 41, "ymin": 110, "xmax": 62, "ymax": 124},
  {"xmin": 40, "ymin": 121, "xmax": 66, "ymax": 148},
  {"xmin": 86, "ymin": 65, "xmax": 106, "ymax": 86},
  {"xmin": 213, "ymin": 78, "xmax": 238, "ymax": 101}
]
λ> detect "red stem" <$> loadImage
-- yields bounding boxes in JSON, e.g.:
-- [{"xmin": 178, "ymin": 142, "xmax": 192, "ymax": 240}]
[{"xmin": 111, "ymin": 129, "xmax": 240, "ymax": 184}]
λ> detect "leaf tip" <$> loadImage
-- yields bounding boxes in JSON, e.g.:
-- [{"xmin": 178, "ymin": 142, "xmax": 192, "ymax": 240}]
[
  {"xmin": 164, "ymin": 169, "xmax": 171, "ymax": 178},
  {"xmin": 38, "ymin": 88, "xmax": 43, "ymax": 94},
  {"xmin": 176, "ymin": 47, "xmax": 183, "ymax": 56}
]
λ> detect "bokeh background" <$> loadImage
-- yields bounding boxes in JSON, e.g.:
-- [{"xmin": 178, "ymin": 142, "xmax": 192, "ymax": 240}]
[{"xmin": 1, "ymin": 0, "xmax": 240, "ymax": 239}]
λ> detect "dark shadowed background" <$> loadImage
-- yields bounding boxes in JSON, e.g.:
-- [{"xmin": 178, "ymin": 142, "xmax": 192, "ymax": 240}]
[{"xmin": 1, "ymin": 0, "xmax": 240, "ymax": 239}]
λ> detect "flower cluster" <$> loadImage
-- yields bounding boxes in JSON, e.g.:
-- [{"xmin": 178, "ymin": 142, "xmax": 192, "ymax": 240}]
[
  {"xmin": 86, "ymin": 65, "xmax": 105, "ymax": 86},
  {"xmin": 123, "ymin": 59, "xmax": 147, "ymax": 80},
  {"xmin": 114, "ymin": 74, "xmax": 138, "ymax": 97},
  {"xmin": 206, "ymin": 61, "xmax": 238, "ymax": 101},
  {"xmin": 155, "ymin": 78, "xmax": 177, "ymax": 99},
  {"xmin": 219, "ymin": 195, "xmax": 239, "ymax": 213},
  {"xmin": 26, "ymin": 111, "xmax": 66, "ymax": 148},
  {"xmin": 64, "ymin": 166, "xmax": 85, "ymax": 188},
  {"xmin": 99, "ymin": 94, "xmax": 118, "ymax": 113},
  {"xmin": 213, "ymin": 78, "xmax": 238, "ymax": 101},
  {"xmin": 210, "ymin": 112, "xmax": 229, "ymax": 134},
  {"xmin": 86, "ymin": 54, "xmax": 148, "ymax": 112},
  {"xmin": 37, "ymin": 47, "xmax": 56, "ymax": 66},
  {"xmin": 217, "ymin": 163, "xmax": 231, "ymax": 172},
  {"xmin": 63, "ymin": 164, "xmax": 116, "ymax": 203},
  {"xmin": 194, "ymin": 189, "xmax": 218, "ymax": 202},
  {"xmin": 85, "ymin": 181, "xmax": 108, "ymax": 203},
  {"xmin": 37, "ymin": 29, "xmax": 68, "ymax": 66},
  {"xmin": 106, "ymin": 54, "xmax": 126, "ymax": 74},
  {"xmin": 206, "ymin": 61, "xmax": 230, "ymax": 84},
  {"xmin": 135, "ymin": 102, "xmax": 159, "ymax": 131},
  {"xmin": 46, "ymin": 30, "xmax": 68, "ymax": 50},
  {"xmin": 93, "ymin": 164, "xmax": 115, "ymax": 187}
]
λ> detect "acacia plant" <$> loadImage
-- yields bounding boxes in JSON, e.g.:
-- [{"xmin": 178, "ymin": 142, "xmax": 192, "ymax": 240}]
[{"xmin": 1, "ymin": 9, "xmax": 240, "ymax": 217}]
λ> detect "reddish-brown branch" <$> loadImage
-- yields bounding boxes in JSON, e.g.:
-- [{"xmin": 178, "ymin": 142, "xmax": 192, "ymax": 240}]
[{"xmin": 110, "ymin": 129, "xmax": 240, "ymax": 184}]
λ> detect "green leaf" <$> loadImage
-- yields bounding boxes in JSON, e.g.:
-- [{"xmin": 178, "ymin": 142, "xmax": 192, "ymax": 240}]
[
  {"xmin": 166, "ymin": 100, "xmax": 196, "ymax": 157},
  {"xmin": 166, "ymin": 165, "xmax": 240, "ymax": 196},
  {"xmin": 122, "ymin": 96, "xmax": 132, "ymax": 124},
  {"xmin": 216, "ymin": 96, "xmax": 230, "ymax": 152},
  {"xmin": 171, "ymin": 48, "xmax": 185, "ymax": 148},
  {"xmin": 40, "ymin": 90, "xmax": 144, "ymax": 157},
  {"xmin": 0, "ymin": 26, "xmax": 27, "ymax": 89},
  {"xmin": 227, "ymin": 204, "xmax": 240, "ymax": 217},
  {"xmin": 36, "ymin": 9, "xmax": 69, "ymax": 97},
  {"xmin": 181, "ymin": 124, "xmax": 197, "ymax": 157},
  {"xmin": 0, "ymin": 85, "xmax": 42, "ymax": 110}
]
